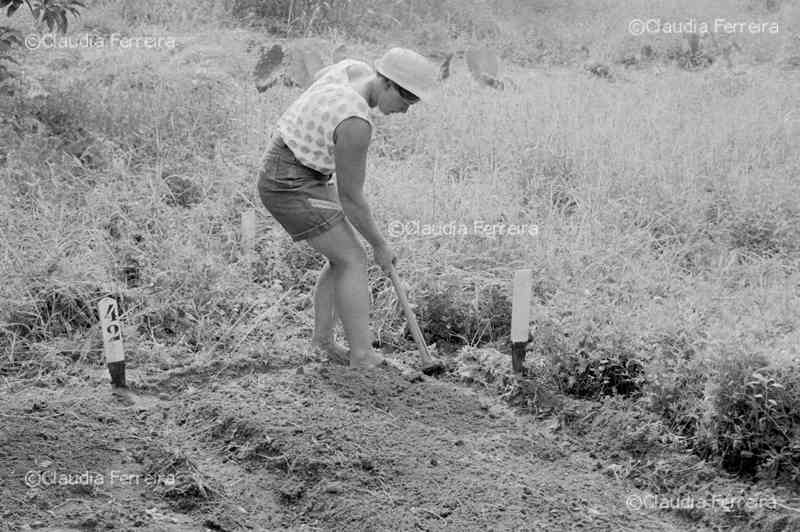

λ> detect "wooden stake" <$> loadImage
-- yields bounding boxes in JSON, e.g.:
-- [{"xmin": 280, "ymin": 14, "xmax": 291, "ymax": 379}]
[
  {"xmin": 511, "ymin": 269, "xmax": 532, "ymax": 373},
  {"xmin": 241, "ymin": 209, "xmax": 256, "ymax": 263},
  {"xmin": 98, "ymin": 297, "xmax": 126, "ymax": 388}
]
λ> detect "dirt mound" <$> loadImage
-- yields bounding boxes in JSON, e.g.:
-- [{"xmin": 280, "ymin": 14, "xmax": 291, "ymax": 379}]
[
  {"xmin": 0, "ymin": 386, "xmax": 200, "ymax": 530},
  {"xmin": 5, "ymin": 354, "xmax": 790, "ymax": 530},
  {"xmin": 159, "ymin": 365, "xmax": 692, "ymax": 530}
]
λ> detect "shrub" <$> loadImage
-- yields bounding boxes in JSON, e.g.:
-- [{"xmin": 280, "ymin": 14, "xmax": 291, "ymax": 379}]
[
  {"xmin": 532, "ymin": 322, "xmax": 646, "ymax": 399},
  {"xmin": 696, "ymin": 354, "xmax": 800, "ymax": 482},
  {"xmin": 415, "ymin": 280, "xmax": 511, "ymax": 347},
  {"xmin": 643, "ymin": 332, "xmax": 709, "ymax": 438},
  {"xmin": 564, "ymin": 333, "xmax": 646, "ymax": 399},
  {"xmin": 1, "ymin": 0, "xmax": 84, "ymax": 83},
  {"xmin": 3, "ymin": 283, "xmax": 113, "ymax": 342}
]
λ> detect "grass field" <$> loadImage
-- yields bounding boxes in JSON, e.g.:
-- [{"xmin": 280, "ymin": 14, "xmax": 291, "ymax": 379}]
[{"xmin": 1, "ymin": 0, "xmax": 799, "ymax": 529}]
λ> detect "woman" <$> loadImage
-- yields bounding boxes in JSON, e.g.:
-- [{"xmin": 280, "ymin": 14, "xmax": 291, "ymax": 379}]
[{"xmin": 258, "ymin": 47, "xmax": 438, "ymax": 369}]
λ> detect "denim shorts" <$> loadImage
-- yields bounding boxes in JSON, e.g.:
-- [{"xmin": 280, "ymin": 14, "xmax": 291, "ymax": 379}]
[{"xmin": 257, "ymin": 136, "xmax": 345, "ymax": 242}]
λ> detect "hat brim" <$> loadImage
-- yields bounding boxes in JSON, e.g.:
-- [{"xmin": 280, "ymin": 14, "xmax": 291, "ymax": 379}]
[{"xmin": 374, "ymin": 58, "xmax": 433, "ymax": 102}]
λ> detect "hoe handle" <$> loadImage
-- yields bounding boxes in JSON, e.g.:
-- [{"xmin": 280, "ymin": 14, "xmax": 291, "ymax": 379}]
[{"xmin": 388, "ymin": 266, "xmax": 433, "ymax": 365}]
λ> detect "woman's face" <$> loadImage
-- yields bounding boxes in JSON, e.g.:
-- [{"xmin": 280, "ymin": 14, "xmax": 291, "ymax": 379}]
[{"xmin": 376, "ymin": 79, "xmax": 417, "ymax": 115}]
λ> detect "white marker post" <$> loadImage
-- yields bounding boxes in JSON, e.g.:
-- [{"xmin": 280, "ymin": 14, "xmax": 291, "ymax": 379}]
[
  {"xmin": 98, "ymin": 297, "xmax": 126, "ymax": 388},
  {"xmin": 511, "ymin": 269, "xmax": 532, "ymax": 373},
  {"xmin": 241, "ymin": 209, "xmax": 256, "ymax": 264}
]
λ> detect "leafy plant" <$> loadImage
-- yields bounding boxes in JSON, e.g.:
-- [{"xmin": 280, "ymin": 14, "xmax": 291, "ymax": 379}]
[
  {"xmin": 549, "ymin": 332, "xmax": 646, "ymax": 399},
  {"xmin": 643, "ymin": 333, "xmax": 709, "ymax": 438},
  {"xmin": 1, "ymin": 0, "xmax": 84, "ymax": 81},
  {"xmin": 2, "ymin": 0, "xmax": 84, "ymax": 32},
  {"xmin": 697, "ymin": 356, "xmax": 800, "ymax": 481},
  {"xmin": 415, "ymin": 281, "xmax": 511, "ymax": 347},
  {"xmin": 0, "ymin": 24, "xmax": 21, "ymax": 81}
]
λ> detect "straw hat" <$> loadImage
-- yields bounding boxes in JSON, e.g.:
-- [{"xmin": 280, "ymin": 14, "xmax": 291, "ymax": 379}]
[{"xmin": 374, "ymin": 47, "xmax": 438, "ymax": 101}]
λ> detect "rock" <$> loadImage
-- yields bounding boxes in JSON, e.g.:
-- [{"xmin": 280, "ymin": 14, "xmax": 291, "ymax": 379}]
[
  {"xmin": 253, "ymin": 44, "xmax": 284, "ymax": 93},
  {"xmin": 254, "ymin": 41, "xmax": 327, "ymax": 91}
]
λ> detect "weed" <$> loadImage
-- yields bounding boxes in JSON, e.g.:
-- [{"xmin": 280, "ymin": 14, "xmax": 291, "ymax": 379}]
[
  {"xmin": 643, "ymin": 332, "xmax": 709, "ymax": 438},
  {"xmin": 3, "ymin": 283, "xmax": 114, "ymax": 342},
  {"xmin": 555, "ymin": 333, "xmax": 646, "ymax": 399},
  {"xmin": 144, "ymin": 448, "xmax": 219, "ymax": 511},
  {"xmin": 162, "ymin": 174, "xmax": 204, "ymax": 208},
  {"xmin": 414, "ymin": 280, "xmax": 511, "ymax": 348},
  {"xmin": 696, "ymin": 354, "xmax": 800, "ymax": 480}
]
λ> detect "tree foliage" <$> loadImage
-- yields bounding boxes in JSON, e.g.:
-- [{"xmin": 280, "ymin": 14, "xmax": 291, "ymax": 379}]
[
  {"xmin": 2, "ymin": 0, "xmax": 84, "ymax": 32},
  {"xmin": 0, "ymin": 24, "xmax": 21, "ymax": 80},
  {"xmin": 1, "ymin": 0, "xmax": 84, "ymax": 81}
]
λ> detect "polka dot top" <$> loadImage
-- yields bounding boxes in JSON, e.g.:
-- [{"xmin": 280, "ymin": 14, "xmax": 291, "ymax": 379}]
[{"xmin": 276, "ymin": 59, "xmax": 374, "ymax": 176}]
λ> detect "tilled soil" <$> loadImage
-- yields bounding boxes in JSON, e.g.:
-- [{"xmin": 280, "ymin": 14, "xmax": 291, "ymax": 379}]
[{"xmin": 0, "ymin": 354, "xmax": 711, "ymax": 532}]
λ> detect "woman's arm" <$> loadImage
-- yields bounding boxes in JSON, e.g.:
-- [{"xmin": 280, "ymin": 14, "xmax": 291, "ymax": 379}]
[{"xmin": 333, "ymin": 117, "xmax": 388, "ymax": 250}]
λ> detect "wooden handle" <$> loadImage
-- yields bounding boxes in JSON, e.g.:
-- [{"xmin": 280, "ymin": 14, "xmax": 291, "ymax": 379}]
[{"xmin": 388, "ymin": 266, "xmax": 432, "ymax": 364}]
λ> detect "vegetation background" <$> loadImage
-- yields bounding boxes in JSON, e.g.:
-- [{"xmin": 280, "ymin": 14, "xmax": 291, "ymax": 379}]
[{"xmin": 1, "ymin": 0, "xmax": 799, "ymax": 497}]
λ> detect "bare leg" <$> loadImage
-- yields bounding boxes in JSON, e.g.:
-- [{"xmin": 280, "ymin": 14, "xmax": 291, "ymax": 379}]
[
  {"xmin": 311, "ymin": 261, "xmax": 348, "ymax": 363},
  {"xmin": 307, "ymin": 219, "xmax": 384, "ymax": 368}
]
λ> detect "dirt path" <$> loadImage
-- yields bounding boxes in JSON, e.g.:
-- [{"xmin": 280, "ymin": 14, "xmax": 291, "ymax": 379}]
[{"xmin": 0, "ymin": 355, "xmax": 708, "ymax": 531}]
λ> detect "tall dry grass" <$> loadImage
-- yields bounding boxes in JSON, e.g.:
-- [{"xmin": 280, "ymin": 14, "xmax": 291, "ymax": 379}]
[{"xmin": 0, "ymin": 0, "xmax": 798, "ymax": 480}]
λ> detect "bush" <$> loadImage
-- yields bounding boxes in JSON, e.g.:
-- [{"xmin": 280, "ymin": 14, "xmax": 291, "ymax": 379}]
[
  {"xmin": 563, "ymin": 333, "xmax": 646, "ymax": 399},
  {"xmin": 696, "ymin": 354, "xmax": 800, "ymax": 482},
  {"xmin": 643, "ymin": 332, "xmax": 709, "ymax": 438},
  {"xmin": 415, "ymin": 279, "xmax": 511, "ymax": 347},
  {"xmin": 530, "ymin": 321, "xmax": 646, "ymax": 399},
  {"xmin": 3, "ymin": 283, "xmax": 113, "ymax": 342}
]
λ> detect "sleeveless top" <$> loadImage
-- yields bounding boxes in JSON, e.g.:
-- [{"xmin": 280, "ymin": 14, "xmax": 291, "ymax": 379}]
[{"xmin": 275, "ymin": 59, "xmax": 374, "ymax": 176}]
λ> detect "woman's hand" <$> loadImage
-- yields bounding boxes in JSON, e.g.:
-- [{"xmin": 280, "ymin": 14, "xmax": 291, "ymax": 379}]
[{"xmin": 373, "ymin": 244, "xmax": 398, "ymax": 273}]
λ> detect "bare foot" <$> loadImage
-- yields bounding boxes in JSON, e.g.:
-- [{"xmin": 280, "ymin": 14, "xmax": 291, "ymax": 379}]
[
  {"xmin": 311, "ymin": 340, "xmax": 349, "ymax": 365},
  {"xmin": 349, "ymin": 349, "xmax": 387, "ymax": 369}
]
